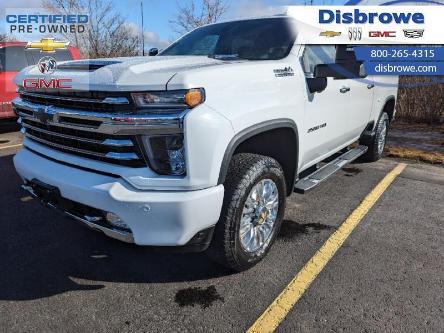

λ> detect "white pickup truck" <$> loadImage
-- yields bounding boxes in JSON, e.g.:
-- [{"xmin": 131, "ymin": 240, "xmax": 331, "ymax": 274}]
[{"xmin": 13, "ymin": 16, "xmax": 398, "ymax": 271}]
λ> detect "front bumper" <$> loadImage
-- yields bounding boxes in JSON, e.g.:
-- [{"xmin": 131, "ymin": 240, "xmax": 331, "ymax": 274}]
[{"xmin": 14, "ymin": 148, "xmax": 224, "ymax": 248}]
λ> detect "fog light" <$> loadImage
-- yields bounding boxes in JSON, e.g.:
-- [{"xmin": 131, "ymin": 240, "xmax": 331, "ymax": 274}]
[
  {"xmin": 141, "ymin": 134, "xmax": 186, "ymax": 176},
  {"xmin": 106, "ymin": 212, "xmax": 129, "ymax": 230}
]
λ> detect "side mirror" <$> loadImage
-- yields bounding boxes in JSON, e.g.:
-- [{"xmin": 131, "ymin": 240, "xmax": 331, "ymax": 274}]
[
  {"xmin": 314, "ymin": 64, "xmax": 341, "ymax": 78},
  {"xmin": 148, "ymin": 48, "xmax": 159, "ymax": 56},
  {"xmin": 314, "ymin": 62, "xmax": 361, "ymax": 79},
  {"xmin": 306, "ymin": 77, "xmax": 327, "ymax": 94}
]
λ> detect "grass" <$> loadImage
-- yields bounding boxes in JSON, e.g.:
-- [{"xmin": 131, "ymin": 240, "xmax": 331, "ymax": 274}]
[
  {"xmin": 391, "ymin": 122, "xmax": 444, "ymax": 133},
  {"xmin": 385, "ymin": 145, "xmax": 444, "ymax": 165}
]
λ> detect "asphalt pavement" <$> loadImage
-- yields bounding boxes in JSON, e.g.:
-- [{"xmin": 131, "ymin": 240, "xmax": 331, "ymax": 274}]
[{"xmin": 0, "ymin": 128, "xmax": 443, "ymax": 333}]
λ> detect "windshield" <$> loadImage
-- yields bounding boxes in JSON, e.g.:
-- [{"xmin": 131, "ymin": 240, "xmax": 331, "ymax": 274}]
[{"xmin": 160, "ymin": 17, "xmax": 297, "ymax": 60}]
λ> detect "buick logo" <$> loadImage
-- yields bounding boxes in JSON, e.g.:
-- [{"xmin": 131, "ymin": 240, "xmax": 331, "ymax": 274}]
[
  {"xmin": 403, "ymin": 29, "xmax": 424, "ymax": 38},
  {"xmin": 38, "ymin": 56, "xmax": 57, "ymax": 74},
  {"xmin": 348, "ymin": 27, "xmax": 362, "ymax": 41}
]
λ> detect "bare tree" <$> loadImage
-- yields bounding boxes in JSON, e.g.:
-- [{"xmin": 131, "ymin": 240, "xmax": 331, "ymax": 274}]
[
  {"xmin": 396, "ymin": 76, "xmax": 444, "ymax": 124},
  {"xmin": 43, "ymin": 0, "xmax": 141, "ymax": 58},
  {"xmin": 170, "ymin": 0, "xmax": 229, "ymax": 34},
  {"xmin": 0, "ymin": 34, "xmax": 16, "ymax": 42}
]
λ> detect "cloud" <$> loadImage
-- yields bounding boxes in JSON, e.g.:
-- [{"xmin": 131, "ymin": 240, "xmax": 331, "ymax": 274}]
[
  {"xmin": 143, "ymin": 31, "xmax": 171, "ymax": 49},
  {"xmin": 125, "ymin": 22, "xmax": 171, "ymax": 50}
]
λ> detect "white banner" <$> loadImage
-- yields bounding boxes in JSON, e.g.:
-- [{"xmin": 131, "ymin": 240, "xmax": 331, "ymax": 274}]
[{"xmin": 287, "ymin": 6, "xmax": 444, "ymax": 44}]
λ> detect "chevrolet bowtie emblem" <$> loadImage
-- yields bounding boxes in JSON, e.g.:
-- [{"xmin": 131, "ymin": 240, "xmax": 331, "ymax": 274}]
[
  {"xmin": 26, "ymin": 38, "xmax": 70, "ymax": 53},
  {"xmin": 319, "ymin": 31, "xmax": 342, "ymax": 38}
]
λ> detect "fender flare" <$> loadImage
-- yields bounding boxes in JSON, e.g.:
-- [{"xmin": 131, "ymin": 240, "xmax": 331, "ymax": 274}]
[
  {"xmin": 361, "ymin": 95, "xmax": 397, "ymax": 143},
  {"xmin": 217, "ymin": 119, "xmax": 299, "ymax": 192},
  {"xmin": 381, "ymin": 95, "xmax": 397, "ymax": 122}
]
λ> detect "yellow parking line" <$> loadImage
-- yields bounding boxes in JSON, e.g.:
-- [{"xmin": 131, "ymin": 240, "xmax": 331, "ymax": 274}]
[
  {"xmin": 0, "ymin": 143, "xmax": 22, "ymax": 151},
  {"xmin": 247, "ymin": 163, "xmax": 407, "ymax": 333}
]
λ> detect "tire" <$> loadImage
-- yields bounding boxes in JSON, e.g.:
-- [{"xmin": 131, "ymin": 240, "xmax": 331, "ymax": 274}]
[
  {"xmin": 207, "ymin": 153, "xmax": 286, "ymax": 271},
  {"xmin": 361, "ymin": 112, "xmax": 389, "ymax": 162}
]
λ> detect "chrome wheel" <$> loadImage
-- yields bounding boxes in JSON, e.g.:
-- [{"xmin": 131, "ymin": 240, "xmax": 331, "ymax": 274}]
[
  {"xmin": 239, "ymin": 179, "xmax": 279, "ymax": 253},
  {"xmin": 377, "ymin": 120, "xmax": 387, "ymax": 155}
]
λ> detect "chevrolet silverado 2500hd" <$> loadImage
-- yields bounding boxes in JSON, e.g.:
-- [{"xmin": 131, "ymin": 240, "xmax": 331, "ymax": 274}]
[{"xmin": 12, "ymin": 17, "xmax": 398, "ymax": 271}]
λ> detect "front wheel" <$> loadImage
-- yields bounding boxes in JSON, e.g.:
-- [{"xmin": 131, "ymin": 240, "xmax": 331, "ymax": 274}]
[
  {"xmin": 361, "ymin": 112, "xmax": 389, "ymax": 162},
  {"xmin": 207, "ymin": 153, "xmax": 286, "ymax": 271}
]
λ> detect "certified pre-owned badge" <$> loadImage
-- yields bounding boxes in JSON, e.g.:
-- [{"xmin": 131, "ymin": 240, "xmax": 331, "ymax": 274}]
[
  {"xmin": 348, "ymin": 27, "xmax": 362, "ymax": 41},
  {"xmin": 403, "ymin": 29, "xmax": 424, "ymax": 38}
]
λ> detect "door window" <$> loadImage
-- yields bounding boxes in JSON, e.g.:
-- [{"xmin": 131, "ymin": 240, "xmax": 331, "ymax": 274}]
[{"xmin": 301, "ymin": 45, "xmax": 336, "ymax": 75}]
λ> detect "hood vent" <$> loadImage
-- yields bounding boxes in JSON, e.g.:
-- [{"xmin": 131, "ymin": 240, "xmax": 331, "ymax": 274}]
[{"xmin": 57, "ymin": 60, "xmax": 122, "ymax": 71}]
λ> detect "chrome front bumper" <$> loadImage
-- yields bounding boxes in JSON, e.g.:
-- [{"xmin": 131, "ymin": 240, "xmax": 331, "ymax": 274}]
[
  {"xmin": 21, "ymin": 183, "xmax": 135, "ymax": 243},
  {"xmin": 14, "ymin": 148, "xmax": 224, "ymax": 246}
]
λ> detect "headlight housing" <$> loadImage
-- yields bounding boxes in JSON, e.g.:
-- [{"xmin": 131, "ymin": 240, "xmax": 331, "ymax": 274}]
[
  {"xmin": 132, "ymin": 88, "xmax": 205, "ymax": 110},
  {"xmin": 140, "ymin": 134, "xmax": 186, "ymax": 176}
]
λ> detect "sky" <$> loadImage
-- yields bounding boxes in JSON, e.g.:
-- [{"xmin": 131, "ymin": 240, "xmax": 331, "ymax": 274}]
[{"xmin": 1, "ymin": 0, "xmax": 348, "ymax": 48}]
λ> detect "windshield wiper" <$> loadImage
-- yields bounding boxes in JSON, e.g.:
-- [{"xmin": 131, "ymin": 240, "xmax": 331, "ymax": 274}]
[{"xmin": 208, "ymin": 54, "xmax": 244, "ymax": 60}]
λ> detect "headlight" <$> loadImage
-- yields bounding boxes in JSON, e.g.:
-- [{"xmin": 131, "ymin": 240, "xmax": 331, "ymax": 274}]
[
  {"xmin": 132, "ymin": 88, "xmax": 205, "ymax": 109},
  {"xmin": 140, "ymin": 134, "xmax": 186, "ymax": 176}
]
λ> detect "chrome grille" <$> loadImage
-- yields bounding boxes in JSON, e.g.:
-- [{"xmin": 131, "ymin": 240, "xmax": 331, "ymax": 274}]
[
  {"xmin": 13, "ymin": 90, "xmax": 185, "ymax": 169},
  {"xmin": 21, "ymin": 118, "xmax": 146, "ymax": 167},
  {"xmin": 19, "ymin": 89, "xmax": 132, "ymax": 112}
]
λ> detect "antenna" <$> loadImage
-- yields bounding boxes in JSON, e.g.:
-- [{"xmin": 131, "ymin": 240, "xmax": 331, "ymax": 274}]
[{"xmin": 141, "ymin": 0, "xmax": 145, "ymax": 56}]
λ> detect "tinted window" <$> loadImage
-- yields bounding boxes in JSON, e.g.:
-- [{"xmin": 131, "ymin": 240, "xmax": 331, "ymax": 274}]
[
  {"xmin": 302, "ymin": 45, "xmax": 336, "ymax": 74},
  {"xmin": 0, "ymin": 46, "xmax": 28, "ymax": 71},
  {"xmin": 25, "ymin": 49, "xmax": 72, "ymax": 65},
  {"xmin": 160, "ymin": 18, "xmax": 297, "ymax": 60},
  {"xmin": 0, "ymin": 46, "xmax": 73, "ymax": 72}
]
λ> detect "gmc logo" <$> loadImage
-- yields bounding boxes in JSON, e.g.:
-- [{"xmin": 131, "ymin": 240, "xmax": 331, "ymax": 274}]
[
  {"xmin": 23, "ymin": 78, "xmax": 72, "ymax": 89},
  {"xmin": 369, "ymin": 31, "xmax": 397, "ymax": 38}
]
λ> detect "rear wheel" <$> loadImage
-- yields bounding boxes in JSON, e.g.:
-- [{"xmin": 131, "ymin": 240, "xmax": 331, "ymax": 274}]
[
  {"xmin": 207, "ymin": 153, "xmax": 286, "ymax": 271},
  {"xmin": 361, "ymin": 112, "xmax": 389, "ymax": 162}
]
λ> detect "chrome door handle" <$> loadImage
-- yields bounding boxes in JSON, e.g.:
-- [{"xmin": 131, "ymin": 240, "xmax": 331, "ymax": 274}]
[
  {"xmin": 367, "ymin": 84, "xmax": 375, "ymax": 89},
  {"xmin": 340, "ymin": 86, "xmax": 351, "ymax": 93}
]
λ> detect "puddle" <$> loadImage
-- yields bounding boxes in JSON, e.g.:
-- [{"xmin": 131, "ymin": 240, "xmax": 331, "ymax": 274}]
[
  {"xmin": 175, "ymin": 285, "xmax": 224, "ymax": 309},
  {"xmin": 279, "ymin": 220, "xmax": 334, "ymax": 242},
  {"xmin": 342, "ymin": 167, "xmax": 363, "ymax": 177}
]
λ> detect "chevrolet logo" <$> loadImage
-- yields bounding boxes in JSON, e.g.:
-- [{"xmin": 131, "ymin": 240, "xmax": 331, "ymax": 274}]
[
  {"xmin": 319, "ymin": 31, "xmax": 342, "ymax": 38},
  {"xmin": 37, "ymin": 106, "xmax": 52, "ymax": 124},
  {"xmin": 26, "ymin": 38, "xmax": 70, "ymax": 53}
]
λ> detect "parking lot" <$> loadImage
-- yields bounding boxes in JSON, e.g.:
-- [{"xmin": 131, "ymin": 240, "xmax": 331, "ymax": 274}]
[{"xmin": 1, "ymin": 126, "xmax": 443, "ymax": 332}]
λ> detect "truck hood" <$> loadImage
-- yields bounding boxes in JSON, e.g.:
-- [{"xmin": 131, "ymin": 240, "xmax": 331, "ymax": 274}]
[{"xmin": 15, "ymin": 56, "xmax": 224, "ymax": 91}]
